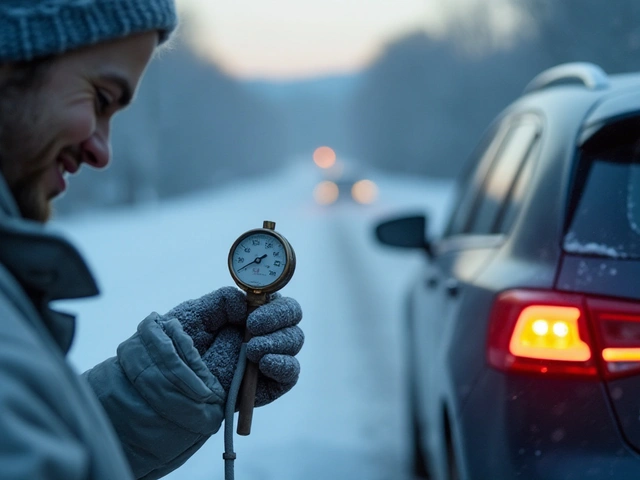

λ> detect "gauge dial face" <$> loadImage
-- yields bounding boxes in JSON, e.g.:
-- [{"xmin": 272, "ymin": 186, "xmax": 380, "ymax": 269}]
[{"xmin": 230, "ymin": 232, "xmax": 288, "ymax": 288}]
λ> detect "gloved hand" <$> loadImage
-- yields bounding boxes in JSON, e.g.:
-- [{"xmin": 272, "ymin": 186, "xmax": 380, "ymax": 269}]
[{"xmin": 162, "ymin": 286, "xmax": 304, "ymax": 407}]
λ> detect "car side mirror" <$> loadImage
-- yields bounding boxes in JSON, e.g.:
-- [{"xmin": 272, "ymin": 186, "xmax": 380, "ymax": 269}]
[{"xmin": 374, "ymin": 214, "xmax": 432, "ymax": 257}]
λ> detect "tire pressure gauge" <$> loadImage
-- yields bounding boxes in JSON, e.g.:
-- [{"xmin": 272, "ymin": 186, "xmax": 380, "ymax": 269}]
[
  {"xmin": 228, "ymin": 220, "xmax": 296, "ymax": 436},
  {"xmin": 228, "ymin": 220, "xmax": 296, "ymax": 295}
]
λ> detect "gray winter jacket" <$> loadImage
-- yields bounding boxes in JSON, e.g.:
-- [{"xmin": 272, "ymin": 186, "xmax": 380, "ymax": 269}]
[{"xmin": 0, "ymin": 176, "xmax": 228, "ymax": 479}]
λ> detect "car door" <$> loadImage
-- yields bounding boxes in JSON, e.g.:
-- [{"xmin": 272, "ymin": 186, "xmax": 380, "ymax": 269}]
[{"xmin": 413, "ymin": 114, "xmax": 543, "ymax": 436}]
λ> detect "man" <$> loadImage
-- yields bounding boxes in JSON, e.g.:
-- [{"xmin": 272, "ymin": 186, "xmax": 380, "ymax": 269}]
[{"xmin": 0, "ymin": 1, "xmax": 304, "ymax": 479}]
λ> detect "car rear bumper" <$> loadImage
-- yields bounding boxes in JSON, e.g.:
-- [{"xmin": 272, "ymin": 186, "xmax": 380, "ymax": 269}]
[{"xmin": 457, "ymin": 369, "xmax": 640, "ymax": 479}]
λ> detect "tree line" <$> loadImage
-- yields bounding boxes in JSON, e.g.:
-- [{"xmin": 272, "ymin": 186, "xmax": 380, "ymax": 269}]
[{"xmin": 348, "ymin": 0, "xmax": 640, "ymax": 178}]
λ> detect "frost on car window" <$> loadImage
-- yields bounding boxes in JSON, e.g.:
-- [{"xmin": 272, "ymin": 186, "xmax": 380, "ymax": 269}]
[
  {"xmin": 563, "ymin": 159, "xmax": 639, "ymax": 259},
  {"xmin": 563, "ymin": 231, "xmax": 627, "ymax": 258}
]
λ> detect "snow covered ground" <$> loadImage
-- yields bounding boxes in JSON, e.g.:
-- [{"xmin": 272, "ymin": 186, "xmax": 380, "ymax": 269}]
[{"xmin": 53, "ymin": 162, "xmax": 454, "ymax": 480}]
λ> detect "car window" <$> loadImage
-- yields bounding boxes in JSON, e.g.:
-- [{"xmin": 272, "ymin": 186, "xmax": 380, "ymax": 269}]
[
  {"xmin": 495, "ymin": 136, "xmax": 541, "ymax": 234},
  {"xmin": 445, "ymin": 121, "xmax": 507, "ymax": 237},
  {"xmin": 564, "ymin": 115, "xmax": 640, "ymax": 258},
  {"xmin": 466, "ymin": 119, "xmax": 540, "ymax": 235}
]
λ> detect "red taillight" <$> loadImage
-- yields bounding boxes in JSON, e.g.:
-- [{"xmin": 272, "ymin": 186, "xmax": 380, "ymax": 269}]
[
  {"xmin": 488, "ymin": 289, "xmax": 640, "ymax": 379},
  {"xmin": 508, "ymin": 305, "xmax": 591, "ymax": 362},
  {"xmin": 487, "ymin": 290, "xmax": 597, "ymax": 377},
  {"xmin": 587, "ymin": 297, "xmax": 640, "ymax": 378}
]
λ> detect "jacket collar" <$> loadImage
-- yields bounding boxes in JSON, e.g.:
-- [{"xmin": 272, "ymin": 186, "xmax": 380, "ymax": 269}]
[{"xmin": 0, "ymin": 174, "xmax": 99, "ymax": 352}]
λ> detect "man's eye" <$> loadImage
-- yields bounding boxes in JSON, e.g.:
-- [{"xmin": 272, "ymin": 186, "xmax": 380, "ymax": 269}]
[{"xmin": 96, "ymin": 89, "xmax": 113, "ymax": 113}]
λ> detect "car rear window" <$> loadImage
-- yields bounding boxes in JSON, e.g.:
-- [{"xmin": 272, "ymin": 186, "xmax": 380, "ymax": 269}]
[{"xmin": 564, "ymin": 115, "xmax": 640, "ymax": 259}]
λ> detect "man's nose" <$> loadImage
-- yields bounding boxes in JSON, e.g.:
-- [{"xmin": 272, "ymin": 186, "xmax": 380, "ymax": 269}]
[{"xmin": 81, "ymin": 125, "xmax": 111, "ymax": 169}]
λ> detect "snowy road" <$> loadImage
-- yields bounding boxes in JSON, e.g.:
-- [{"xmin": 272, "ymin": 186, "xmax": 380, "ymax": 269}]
[{"xmin": 54, "ymin": 163, "xmax": 453, "ymax": 480}]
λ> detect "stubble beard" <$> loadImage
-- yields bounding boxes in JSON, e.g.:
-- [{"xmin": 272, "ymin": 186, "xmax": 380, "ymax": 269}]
[{"xmin": 0, "ymin": 82, "xmax": 56, "ymax": 223}]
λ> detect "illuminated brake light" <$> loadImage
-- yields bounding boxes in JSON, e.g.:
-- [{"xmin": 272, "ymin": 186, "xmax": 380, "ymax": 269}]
[
  {"xmin": 489, "ymin": 290, "xmax": 640, "ymax": 379},
  {"xmin": 587, "ymin": 298, "xmax": 640, "ymax": 378},
  {"xmin": 487, "ymin": 290, "xmax": 597, "ymax": 377},
  {"xmin": 509, "ymin": 306, "xmax": 591, "ymax": 361},
  {"xmin": 351, "ymin": 180, "xmax": 378, "ymax": 204},
  {"xmin": 313, "ymin": 181, "xmax": 339, "ymax": 205},
  {"xmin": 602, "ymin": 348, "xmax": 640, "ymax": 362}
]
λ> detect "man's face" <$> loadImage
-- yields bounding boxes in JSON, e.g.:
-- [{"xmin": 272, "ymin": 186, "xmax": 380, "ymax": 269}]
[{"xmin": 0, "ymin": 31, "xmax": 158, "ymax": 222}]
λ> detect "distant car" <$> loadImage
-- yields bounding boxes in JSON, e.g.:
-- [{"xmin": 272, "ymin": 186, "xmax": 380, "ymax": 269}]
[
  {"xmin": 313, "ymin": 160, "xmax": 378, "ymax": 206},
  {"xmin": 374, "ymin": 62, "xmax": 640, "ymax": 479}
]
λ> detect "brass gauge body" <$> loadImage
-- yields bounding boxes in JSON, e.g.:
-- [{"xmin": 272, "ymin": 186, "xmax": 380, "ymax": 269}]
[
  {"xmin": 228, "ymin": 220, "xmax": 296, "ymax": 296},
  {"xmin": 227, "ymin": 220, "xmax": 296, "ymax": 436}
]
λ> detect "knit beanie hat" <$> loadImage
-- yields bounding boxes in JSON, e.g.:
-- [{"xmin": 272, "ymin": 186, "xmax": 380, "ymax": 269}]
[{"xmin": 0, "ymin": 0, "xmax": 178, "ymax": 63}]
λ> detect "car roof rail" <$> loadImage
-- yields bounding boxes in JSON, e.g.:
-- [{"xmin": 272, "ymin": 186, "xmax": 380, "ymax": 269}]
[{"xmin": 523, "ymin": 62, "xmax": 610, "ymax": 94}]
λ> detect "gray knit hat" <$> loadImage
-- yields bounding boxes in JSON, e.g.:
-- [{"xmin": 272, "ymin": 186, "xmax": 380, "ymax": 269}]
[{"xmin": 0, "ymin": 0, "xmax": 178, "ymax": 63}]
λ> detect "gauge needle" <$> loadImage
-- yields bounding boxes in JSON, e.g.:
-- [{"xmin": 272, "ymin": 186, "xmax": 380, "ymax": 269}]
[{"xmin": 238, "ymin": 254, "xmax": 268, "ymax": 271}]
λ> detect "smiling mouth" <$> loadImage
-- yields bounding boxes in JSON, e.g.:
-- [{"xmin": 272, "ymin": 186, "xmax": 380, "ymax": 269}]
[
  {"xmin": 50, "ymin": 153, "xmax": 81, "ymax": 198},
  {"xmin": 58, "ymin": 153, "xmax": 80, "ymax": 175}
]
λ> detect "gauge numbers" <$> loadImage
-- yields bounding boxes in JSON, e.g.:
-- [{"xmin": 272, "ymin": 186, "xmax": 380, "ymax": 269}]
[{"xmin": 231, "ymin": 232, "xmax": 287, "ymax": 288}]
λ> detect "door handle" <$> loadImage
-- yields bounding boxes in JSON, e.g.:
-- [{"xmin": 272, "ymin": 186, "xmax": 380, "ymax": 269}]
[{"xmin": 445, "ymin": 278, "xmax": 459, "ymax": 297}]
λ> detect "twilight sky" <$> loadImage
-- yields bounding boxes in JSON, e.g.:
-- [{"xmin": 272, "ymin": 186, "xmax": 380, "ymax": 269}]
[
  {"xmin": 175, "ymin": 0, "xmax": 526, "ymax": 80},
  {"xmin": 176, "ymin": 0, "xmax": 428, "ymax": 79}
]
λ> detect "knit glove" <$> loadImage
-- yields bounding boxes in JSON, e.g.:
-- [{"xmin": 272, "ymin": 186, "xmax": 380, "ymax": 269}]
[{"xmin": 162, "ymin": 286, "xmax": 304, "ymax": 407}]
